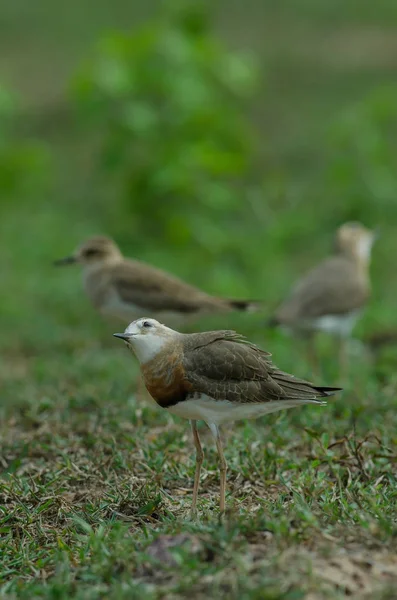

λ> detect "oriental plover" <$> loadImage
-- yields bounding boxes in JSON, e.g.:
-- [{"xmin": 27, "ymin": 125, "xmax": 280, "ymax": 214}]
[
  {"xmin": 113, "ymin": 317, "xmax": 342, "ymax": 514},
  {"xmin": 270, "ymin": 222, "xmax": 377, "ymax": 374},
  {"xmin": 54, "ymin": 236, "xmax": 260, "ymax": 326}
]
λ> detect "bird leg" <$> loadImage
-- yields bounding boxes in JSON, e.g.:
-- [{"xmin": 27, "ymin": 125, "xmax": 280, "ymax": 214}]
[
  {"xmin": 208, "ymin": 423, "xmax": 227, "ymax": 513},
  {"xmin": 190, "ymin": 420, "xmax": 204, "ymax": 516}
]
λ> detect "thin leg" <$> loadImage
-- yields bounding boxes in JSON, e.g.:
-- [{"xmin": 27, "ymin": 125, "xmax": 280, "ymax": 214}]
[
  {"xmin": 207, "ymin": 423, "xmax": 227, "ymax": 514},
  {"xmin": 190, "ymin": 420, "xmax": 204, "ymax": 515}
]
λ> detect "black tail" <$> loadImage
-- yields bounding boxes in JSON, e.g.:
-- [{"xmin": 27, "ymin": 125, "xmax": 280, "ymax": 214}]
[
  {"xmin": 228, "ymin": 299, "xmax": 263, "ymax": 313},
  {"xmin": 314, "ymin": 386, "xmax": 343, "ymax": 397}
]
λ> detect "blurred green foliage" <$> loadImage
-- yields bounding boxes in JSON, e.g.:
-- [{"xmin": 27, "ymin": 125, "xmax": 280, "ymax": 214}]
[
  {"xmin": 324, "ymin": 84, "xmax": 397, "ymax": 224},
  {"xmin": 73, "ymin": 2, "xmax": 258, "ymax": 253},
  {"xmin": 1, "ymin": 0, "xmax": 397, "ymax": 344},
  {"xmin": 0, "ymin": 84, "xmax": 50, "ymax": 203}
]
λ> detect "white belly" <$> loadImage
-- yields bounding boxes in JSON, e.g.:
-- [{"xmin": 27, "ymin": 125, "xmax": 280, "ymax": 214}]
[
  {"xmin": 309, "ymin": 311, "xmax": 361, "ymax": 337},
  {"xmin": 167, "ymin": 394, "xmax": 324, "ymax": 426}
]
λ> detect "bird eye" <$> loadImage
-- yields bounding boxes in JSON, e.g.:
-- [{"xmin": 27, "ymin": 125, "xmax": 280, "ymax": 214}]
[
  {"xmin": 142, "ymin": 321, "xmax": 152, "ymax": 328},
  {"xmin": 84, "ymin": 248, "xmax": 100, "ymax": 257}
]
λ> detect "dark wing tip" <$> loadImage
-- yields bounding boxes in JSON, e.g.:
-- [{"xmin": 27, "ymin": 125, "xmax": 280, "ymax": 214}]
[
  {"xmin": 228, "ymin": 299, "xmax": 262, "ymax": 312},
  {"xmin": 314, "ymin": 386, "xmax": 343, "ymax": 397}
]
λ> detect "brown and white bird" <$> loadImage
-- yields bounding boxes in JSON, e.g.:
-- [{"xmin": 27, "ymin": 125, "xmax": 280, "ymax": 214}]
[
  {"xmin": 113, "ymin": 317, "xmax": 342, "ymax": 514},
  {"xmin": 54, "ymin": 236, "xmax": 260, "ymax": 325},
  {"xmin": 270, "ymin": 222, "xmax": 377, "ymax": 373}
]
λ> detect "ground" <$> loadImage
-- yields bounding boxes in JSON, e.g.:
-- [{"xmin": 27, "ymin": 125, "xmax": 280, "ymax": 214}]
[
  {"xmin": 1, "ymin": 328, "xmax": 397, "ymax": 598},
  {"xmin": 1, "ymin": 0, "xmax": 397, "ymax": 598}
]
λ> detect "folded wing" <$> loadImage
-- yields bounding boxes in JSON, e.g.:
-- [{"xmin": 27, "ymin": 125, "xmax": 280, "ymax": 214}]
[
  {"xmin": 275, "ymin": 257, "xmax": 369, "ymax": 324},
  {"xmin": 112, "ymin": 260, "xmax": 221, "ymax": 314},
  {"xmin": 183, "ymin": 331, "xmax": 341, "ymax": 404}
]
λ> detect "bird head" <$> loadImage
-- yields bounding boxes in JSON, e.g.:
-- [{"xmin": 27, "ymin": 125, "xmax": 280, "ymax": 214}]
[
  {"xmin": 54, "ymin": 236, "xmax": 123, "ymax": 268},
  {"xmin": 113, "ymin": 318, "xmax": 179, "ymax": 364}
]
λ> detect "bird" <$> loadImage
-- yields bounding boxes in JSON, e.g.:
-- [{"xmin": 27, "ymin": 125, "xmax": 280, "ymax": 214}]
[
  {"xmin": 113, "ymin": 317, "xmax": 342, "ymax": 514},
  {"xmin": 269, "ymin": 222, "xmax": 377, "ymax": 375},
  {"xmin": 54, "ymin": 236, "xmax": 260, "ymax": 326}
]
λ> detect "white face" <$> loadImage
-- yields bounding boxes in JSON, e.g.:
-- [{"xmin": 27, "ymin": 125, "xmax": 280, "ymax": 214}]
[{"xmin": 117, "ymin": 318, "xmax": 177, "ymax": 364}]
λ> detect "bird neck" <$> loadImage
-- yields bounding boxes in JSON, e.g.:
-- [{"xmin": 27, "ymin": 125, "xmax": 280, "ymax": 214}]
[
  {"xmin": 338, "ymin": 239, "xmax": 372, "ymax": 278},
  {"xmin": 131, "ymin": 333, "xmax": 180, "ymax": 365}
]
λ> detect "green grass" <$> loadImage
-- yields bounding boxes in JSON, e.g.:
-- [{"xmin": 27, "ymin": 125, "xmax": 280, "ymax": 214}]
[
  {"xmin": 1, "ymin": 0, "xmax": 397, "ymax": 597},
  {"xmin": 1, "ymin": 330, "xmax": 397, "ymax": 598}
]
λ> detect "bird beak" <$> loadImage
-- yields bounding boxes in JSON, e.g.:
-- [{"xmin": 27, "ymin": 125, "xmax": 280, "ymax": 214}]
[
  {"xmin": 113, "ymin": 333, "xmax": 132, "ymax": 342},
  {"xmin": 53, "ymin": 256, "xmax": 77, "ymax": 266}
]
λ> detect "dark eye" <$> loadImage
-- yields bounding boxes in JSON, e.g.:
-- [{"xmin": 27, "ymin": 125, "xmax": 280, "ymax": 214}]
[
  {"xmin": 142, "ymin": 321, "xmax": 152, "ymax": 328},
  {"xmin": 84, "ymin": 248, "xmax": 100, "ymax": 257}
]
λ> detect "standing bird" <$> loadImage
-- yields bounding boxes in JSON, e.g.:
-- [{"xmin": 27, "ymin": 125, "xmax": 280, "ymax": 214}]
[
  {"xmin": 113, "ymin": 317, "xmax": 341, "ymax": 514},
  {"xmin": 270, "ymin": 222, "xmax": 377, "ymax": 375},
  {"xmin": 54, "ymin": 236, "xmax": 260, "ymax": 325}
]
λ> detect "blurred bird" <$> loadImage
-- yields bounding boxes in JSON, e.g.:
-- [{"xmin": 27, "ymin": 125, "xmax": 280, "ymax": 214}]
[
  {"xmin": 269, "ymin": 222, "xmax": 377, "ymax": 376},
  {"xmin": 54, "ymin": 236, "xmax": 261, "ymax": 326},
  {"xmin": 113, "ymin": 317, "xmax": 342, "ymax": 514}
]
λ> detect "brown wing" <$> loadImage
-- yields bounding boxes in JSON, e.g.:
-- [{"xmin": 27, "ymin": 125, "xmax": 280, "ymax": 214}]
[
  {"xmin": 182, "ymin": 331, "xmax": 339, "ymax": 404},
  {"xmin": 275, "ymin": 256, "xmax": 369, "ymax": 324},
  {"xmin": 110, "ymin": 260, "xmax": 226, "ymax": 314}
]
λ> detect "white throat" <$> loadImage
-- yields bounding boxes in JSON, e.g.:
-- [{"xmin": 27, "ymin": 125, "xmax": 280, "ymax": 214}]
[
  {"xmin": 81, "ymin": 261, "xmax": 108, "ymax": 277},
  {"xmin": 357, "ymin": 237, "xmax": 373, "ymax": 263},
  {"xmin": 129, "ymin": 333, "xmax": 170, "ymax": 364}
]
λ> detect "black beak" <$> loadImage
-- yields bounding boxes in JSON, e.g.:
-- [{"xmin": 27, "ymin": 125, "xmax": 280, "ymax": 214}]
[
  {"xmin": 53, "ymin": 256, "xmax": 77, "ymax": 266},
  {"xmin": 113, "ymin": 333, "xmax": 131, "ymax": 342}
]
